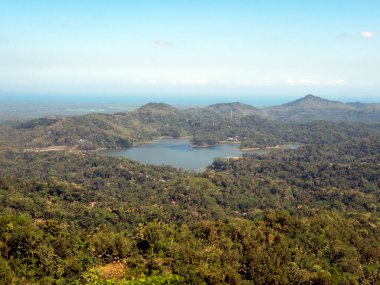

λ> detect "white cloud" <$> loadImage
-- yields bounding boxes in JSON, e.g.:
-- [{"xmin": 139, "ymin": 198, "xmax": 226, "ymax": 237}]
[
  {"xmin": 167, "ymin": 78, "xmax": 207, "ymax": 85},
  {"xmin": 154, "ymin": 40, "xmax": 174, "ymax": 47},
  {"xmin": 287, "ymin": 79, "xmax": 345, "ymax": 86},
  {"xmin": 237, "ymin": 80, "xmax": 272, "ymax": 86},
  {"xmin": 129, "ymin": 79, "xmax": 159, "ymax": 85},
  {"xmin": 326, "ymin": 80, "xmax": 345, "ymax": 86},
  {"xmin": 287, "ymin": 79, "xmax": 320, "ymax": 86},
  {"xmin": 360, "ymin": 31, "xmax": 375, "ymax": 38}
]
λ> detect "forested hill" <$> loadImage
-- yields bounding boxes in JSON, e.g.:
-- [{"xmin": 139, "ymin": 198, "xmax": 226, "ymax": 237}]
[
  {"xmin": 1, "ymin": 97, "xmax": 380, "ymax": 152},
  {"xmin": 1, "ymin": 95, "xmax": 380, "ymax": 283},
  {"xmin": 264, "ymin": 94, "xmax": 380, "ymax": 123},
  {"xmin": 0, "ymin": 131, "xmax": 379, "ymax": 284},
  {"xmin": 188, "ymin": 102, "xmax": 266, "ymax": 118}
]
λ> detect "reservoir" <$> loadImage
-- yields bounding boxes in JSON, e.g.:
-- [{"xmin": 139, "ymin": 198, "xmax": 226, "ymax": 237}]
[{"xmin": 100, "ymin": 138, "xmax": 300, "ymax": 171}]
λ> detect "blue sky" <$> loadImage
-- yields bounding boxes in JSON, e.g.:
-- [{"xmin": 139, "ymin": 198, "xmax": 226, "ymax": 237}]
[{"xmin": 0, "ymin": 0, "xmax": 379, "ymax": 102}]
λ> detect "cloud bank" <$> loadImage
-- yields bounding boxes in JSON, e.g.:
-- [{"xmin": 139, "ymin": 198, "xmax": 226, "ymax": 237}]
[{"xmin": 287, "ymin": 79, "xmax": 345, "ymax": 86}]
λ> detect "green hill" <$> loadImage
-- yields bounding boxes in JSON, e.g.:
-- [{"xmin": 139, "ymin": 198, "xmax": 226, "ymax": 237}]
[
  {"xmin": 265, "ymin": 94, "xmax": 380, "ymax": 123},
  {"xmin": 2, "ymin": 98, "xmax": 380, "ymax": 152}
]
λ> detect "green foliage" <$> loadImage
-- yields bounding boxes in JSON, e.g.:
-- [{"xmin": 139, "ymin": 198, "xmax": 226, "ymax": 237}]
[
  {"xmin": 2, "ymin": 102, "xmax": 380, "ymax": 150},
  {"xmin": 80, "ymin": 269, "xmax": 184, "ymax": 285},
  {"xmin": 0, "ymin": 107, "xmax": 379, "ymax": 284}
]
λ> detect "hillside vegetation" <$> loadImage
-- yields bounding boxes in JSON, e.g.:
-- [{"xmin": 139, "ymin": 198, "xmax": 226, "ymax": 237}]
[
  {"xmin": 2, "ymin": 96, "xmax": 380, "ymax": 151},
  {"xmin": 0, "ymin": 96, "xmax": 379, "ymax": 284},
  {"xmin": 264, "ymin": 94, "xmax": 380, "ymax": 123}
]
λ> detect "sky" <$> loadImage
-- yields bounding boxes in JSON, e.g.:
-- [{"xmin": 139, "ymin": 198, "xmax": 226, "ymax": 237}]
[{"xmin": 0, "ymin": 0, "xmax": 379, "ymax": 103}]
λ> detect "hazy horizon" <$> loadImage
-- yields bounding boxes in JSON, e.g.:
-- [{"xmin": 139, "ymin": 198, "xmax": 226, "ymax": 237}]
[
  {"xmin": 1, "ymin": 93, "xmax": 379, "ymax": 122},
  {"xmin": 2, "ymin": 93, "xmax": 380, "ymax": 106}
]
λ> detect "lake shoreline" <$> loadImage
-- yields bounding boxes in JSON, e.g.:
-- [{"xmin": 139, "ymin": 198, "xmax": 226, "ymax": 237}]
[
  {"xmin": 138, "ymin": 135, "xmax": 192, "ymax": 146},
  {"xmin": 99, "ymin": 138, "xmax": 302, "ymax": 171},
  {"xmin": 241, "ymin": 145, "xmax": 283, "ymax": 151}
]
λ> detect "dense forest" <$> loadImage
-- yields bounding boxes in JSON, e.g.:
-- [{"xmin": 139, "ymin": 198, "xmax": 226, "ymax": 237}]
[{"xmin": 0, "ymin": 97, "xmax": 379, "ymax": 284}]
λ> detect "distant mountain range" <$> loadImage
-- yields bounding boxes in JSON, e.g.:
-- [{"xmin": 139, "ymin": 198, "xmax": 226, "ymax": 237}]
[
  {"xmin": 263, "ymin": 94, "xmax": 380, "ymax": 123},
  {"xmin": 183, "ymin": 94, "xmax": 380, "ymax": 123},
  {"xmin": 1, "ymin": 94, "xmax": 379, "ymax": 152}
]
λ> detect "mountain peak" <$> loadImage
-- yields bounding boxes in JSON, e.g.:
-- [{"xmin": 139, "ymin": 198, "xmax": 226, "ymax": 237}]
[
  {"xmin": 262, "ymin": 95, "xmax": 380, "ymax": 123},
  {"xmin": 303, "ymin": 94, "xmax": 320, "ymax": 100},
  {"xmin": 283, "ymin": 94, "xmax": 341, "ymax": 108},
  {"xmin": 137, "ymin": 102, "xmax": 180, "ymax": 112},
  {"xmin": 298, "ymin": 94, "xmax": 329, "ymax": 103},
  {"xmin": 207, "ymin": 102, "xmax": 258, "ymax": 110}
]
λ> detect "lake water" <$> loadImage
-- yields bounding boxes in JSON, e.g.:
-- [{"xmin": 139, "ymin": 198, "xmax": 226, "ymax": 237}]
[{"xmin": 100, "ymin": 138, "xmax": 299, "ymax": 171}]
